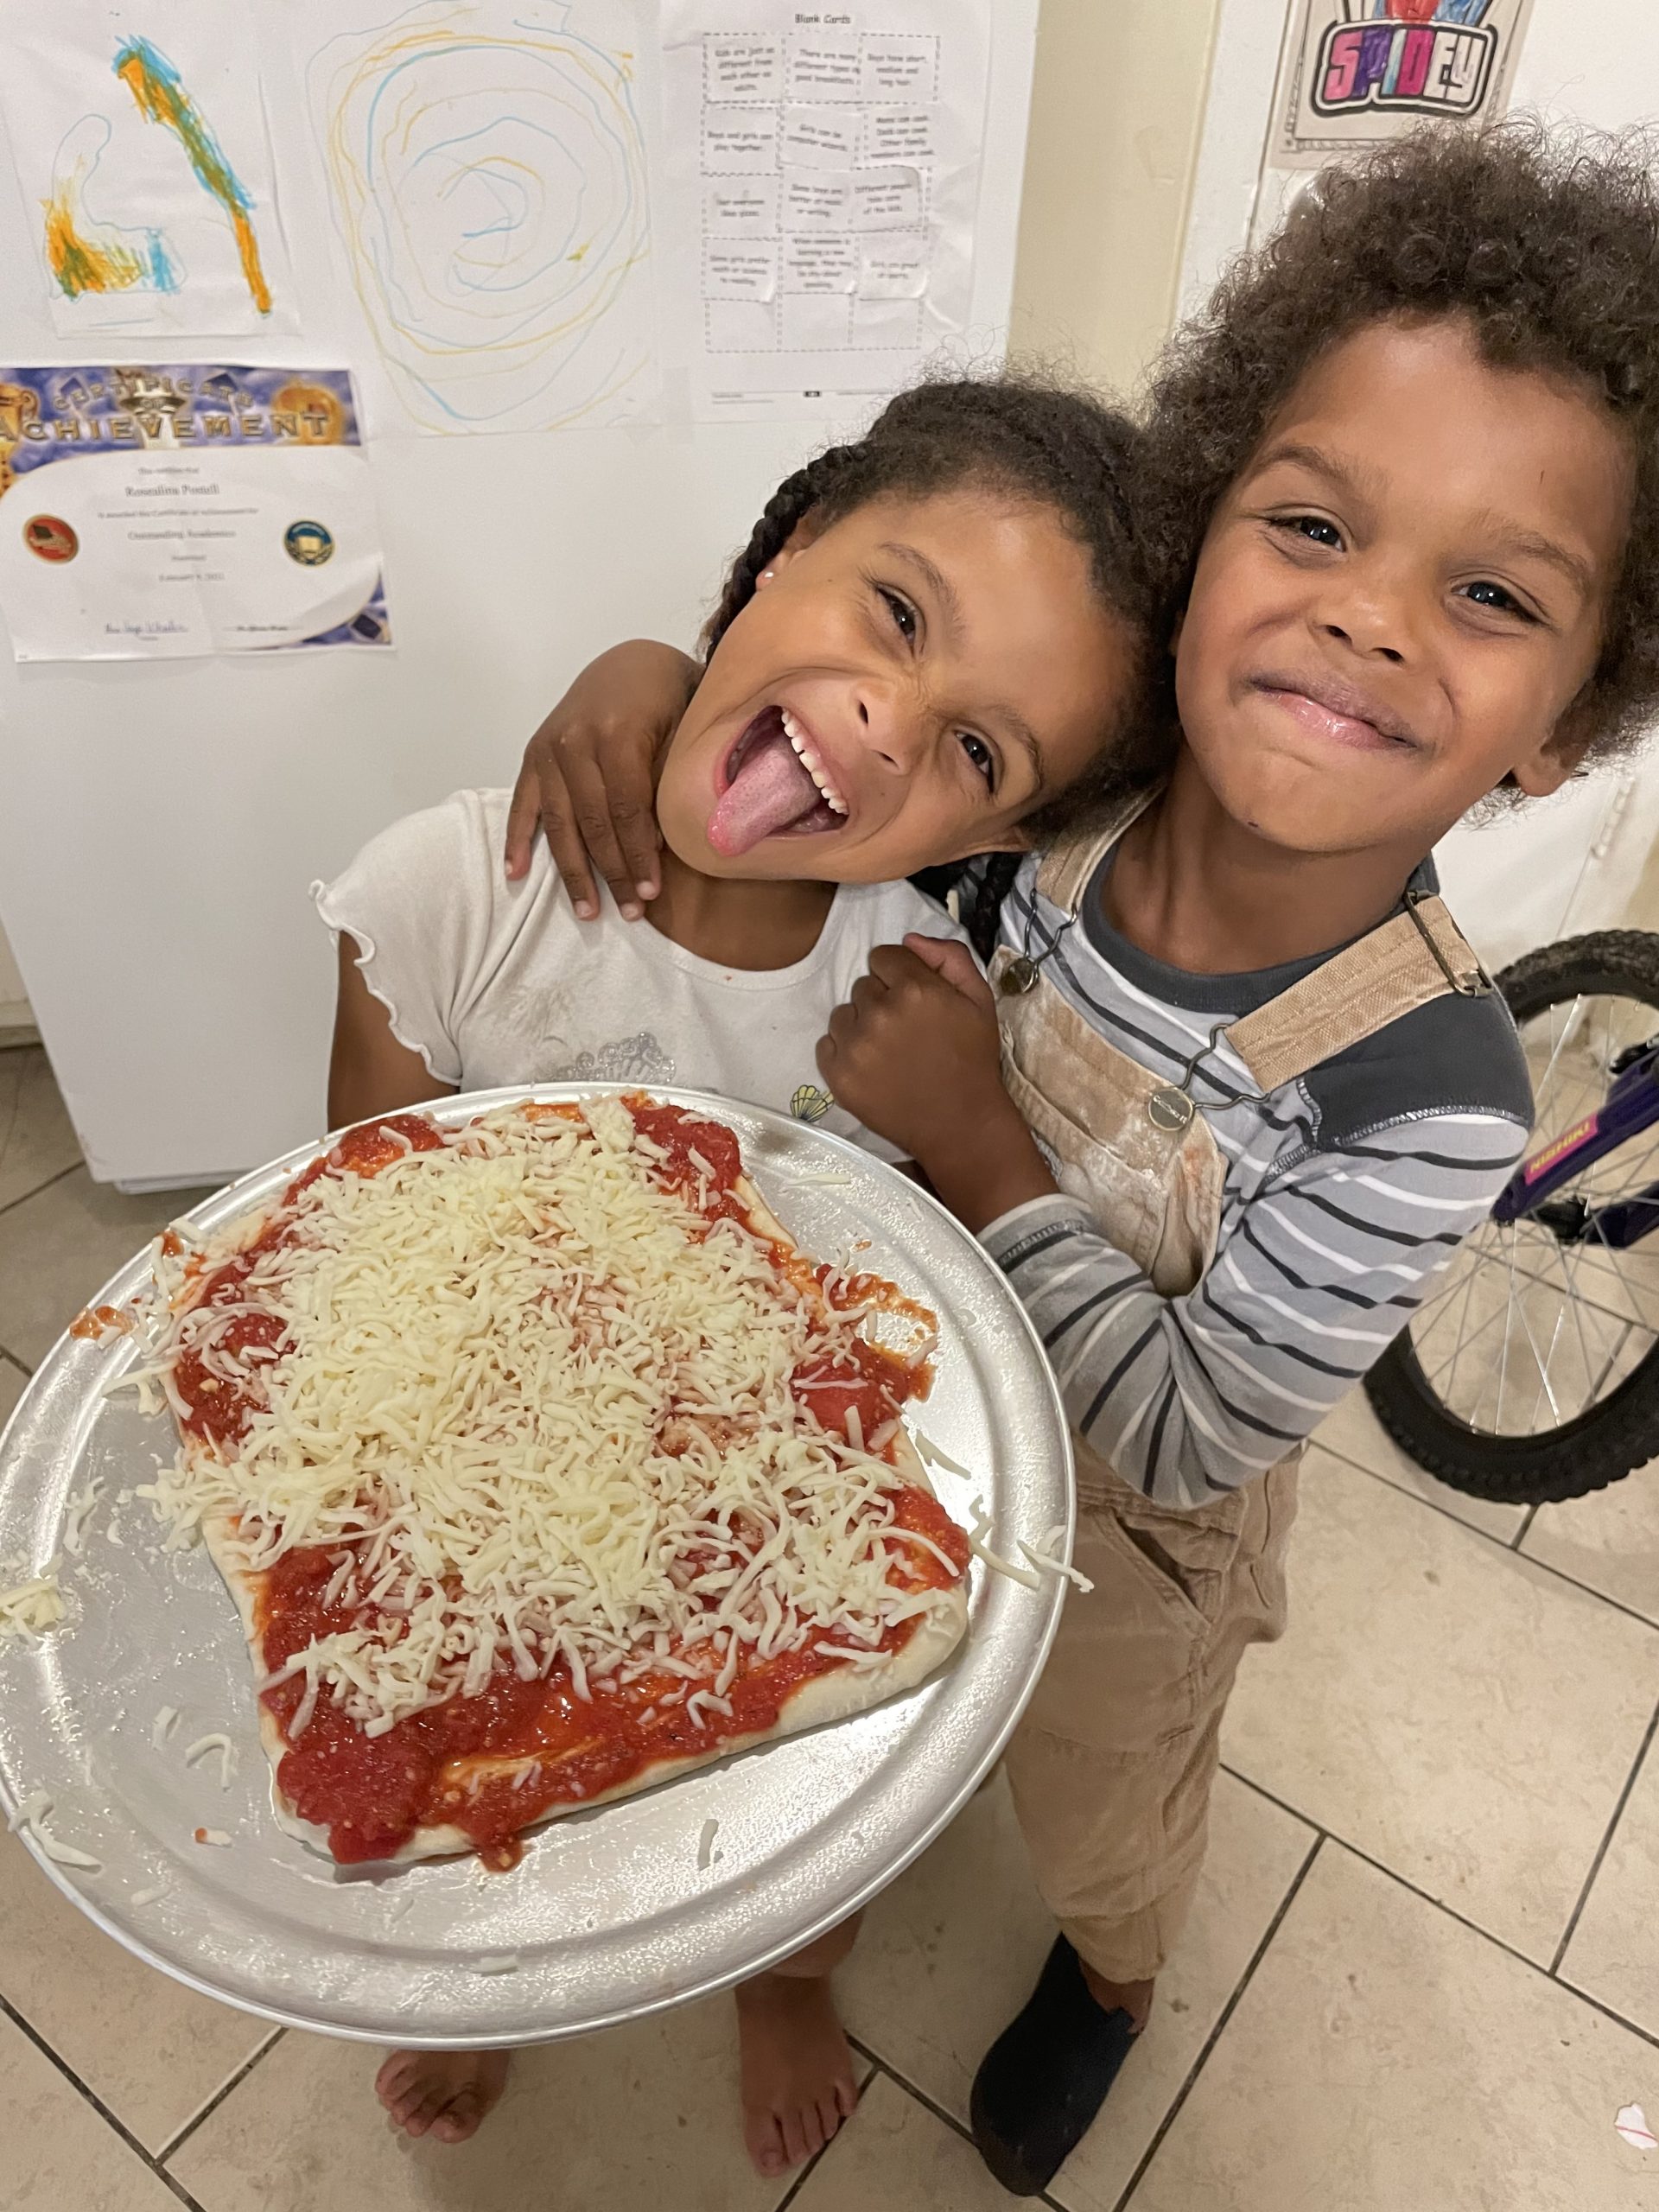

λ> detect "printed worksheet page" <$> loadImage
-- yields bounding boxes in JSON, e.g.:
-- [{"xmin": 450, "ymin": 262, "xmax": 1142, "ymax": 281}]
[{"xmin": 659, "ymin": 0, "xmax": 992, "ymax": 419}]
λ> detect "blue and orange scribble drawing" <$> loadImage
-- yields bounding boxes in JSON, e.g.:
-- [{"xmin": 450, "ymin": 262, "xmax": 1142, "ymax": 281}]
[
  {"xmin": 43, "ymin": 118, "xmax": 180, "ymax": 302},
  {"xmin": 308, "ymin": 1, "xmax": 651, "ymax": 432},
  {"xmin": 43, "ymin": 36, "xmax": 272, "ymax": 315},
  {"xmin": 113, "ymin": 37, "xmax": 270, "ymax": 314}
]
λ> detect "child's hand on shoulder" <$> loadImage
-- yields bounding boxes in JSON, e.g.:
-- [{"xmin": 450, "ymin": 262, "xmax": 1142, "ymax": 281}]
[{"xmin": 818, "ymin": 936, "xmax": 1058, "ymax": 1231}]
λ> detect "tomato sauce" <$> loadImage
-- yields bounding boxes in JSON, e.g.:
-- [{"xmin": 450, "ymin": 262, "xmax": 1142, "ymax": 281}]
[
  {"xmin": 624, "ymin": 1096, "xmax": 748, "ymax": 1222},
  {"xmin": 69, "ymin": 1303, "xmax": 133, "ymax": 1340},
  {"xmin": 792, "ymin": 1337, "xmax": 917, "ymax": 1441},
  {"xmin": 172, "ymin": 1116, "xmax": 446, "ymax": 1447},
  {"xmin": 256, "ymin": 1465, "xmax": 964, "ymax": 1866}
]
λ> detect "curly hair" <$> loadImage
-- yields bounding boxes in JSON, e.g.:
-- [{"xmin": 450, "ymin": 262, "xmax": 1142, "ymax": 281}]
[
  {"xmin": 1136, "ymin": 121, "xmax": 1659, "ymax": 763},
  {"xmin": 702, "ymin": 373, "xmax": 1167, "ymax": 834}
]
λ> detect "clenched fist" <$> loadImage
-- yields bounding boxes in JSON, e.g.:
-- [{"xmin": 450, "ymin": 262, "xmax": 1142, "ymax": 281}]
[{"xmin": 817, "ymin": 936, "xmax": 1057, "ymax": 1232}]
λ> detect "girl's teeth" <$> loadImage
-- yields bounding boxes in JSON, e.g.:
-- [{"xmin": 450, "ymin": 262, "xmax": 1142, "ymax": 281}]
[{"xmin": 777, "ymin": 708, "xmax": 848, "ymax": 815}]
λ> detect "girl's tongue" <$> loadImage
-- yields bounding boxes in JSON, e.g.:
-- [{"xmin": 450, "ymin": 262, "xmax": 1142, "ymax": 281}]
[{"xmin": 707, "ymin": 706, "xmax": 842, "ymax": 857}]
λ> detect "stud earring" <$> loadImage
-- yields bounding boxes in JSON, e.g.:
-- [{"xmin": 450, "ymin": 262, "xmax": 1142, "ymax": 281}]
[{"xmin": 759, "ymin": 567, "xmax": 775, "ymax": 582}]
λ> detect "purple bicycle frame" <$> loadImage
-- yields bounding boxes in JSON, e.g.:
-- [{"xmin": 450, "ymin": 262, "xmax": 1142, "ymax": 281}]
[{"xmin": 1491, "ymin": 1039, "xmax": 1659, "ymax": 1245}]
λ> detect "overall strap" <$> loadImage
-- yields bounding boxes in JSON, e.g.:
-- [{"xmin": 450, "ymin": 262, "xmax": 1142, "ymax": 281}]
[
  {"xmin": 1034, "ymin": 785, "xmax": 1162, "ymax": 915},
  {"xmin": 1224, "ymin": 890, "xmax": 1491, "ymax": 1096}
]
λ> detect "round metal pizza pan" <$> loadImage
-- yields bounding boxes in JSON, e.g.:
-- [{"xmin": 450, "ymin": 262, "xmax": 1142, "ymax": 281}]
[{"xmin": 0, "ymin": 1084, "xmax": 1073, "ymax": 2045}]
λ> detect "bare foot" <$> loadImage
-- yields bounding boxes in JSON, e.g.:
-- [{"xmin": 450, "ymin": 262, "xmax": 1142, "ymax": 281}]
[
  {"xmin": 735, "ymin": 1974, "xmax": 859, "ymax": 2178},
  {"xmin": 374, "ymin": 2048, "xmax": 511, "ymax": 2144}
]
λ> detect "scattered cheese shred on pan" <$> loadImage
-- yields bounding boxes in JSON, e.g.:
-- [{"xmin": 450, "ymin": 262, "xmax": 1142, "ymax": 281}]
[
  {"xmin": 912, "ymin": 1431, "xmax": 973, "ymax": 1479},
  {"xmin": 183, "ymin": 1732, "xmax": 238, "ymax": 1789},
  {"xmin": 1020, "ymin": 1541, "xmax": 1093, "ymax": 1593},
  {"xmin": 696, "ymin": 1817, "xmax": 720, "ymax": 1871},
  {"xmin": 130, "ymin": 1883, "xmax": 169, "ymax": 1908},
  {"xmin": 61, "ymin": 1478, "xmax": 105, "ymax": 1557},
  {"xmin": 7, "ymin": 1789, "xmax": 51, "ymax": 1834},
  {"xmin": 473, "ymin": 1953, "xmax": 520, "ymax": 1974},
  {"xmin": 193, "ymin": 1827, "xmax": 232, "ymax": 1847},
  {"xmin": 0, "ymin": 1563, "xmax": 65, "ymax": 1640},
  {"xmin": 150, "ymin": 1706, "xmax": 179, "ymax": 1748},
  {"xmin": 8, "ymin": 1789, "xmax": 101, "ymax": 1870},
  {"xmin": 965, "ymin": 1503, "xmax": 1041, "ymax": 1592}
]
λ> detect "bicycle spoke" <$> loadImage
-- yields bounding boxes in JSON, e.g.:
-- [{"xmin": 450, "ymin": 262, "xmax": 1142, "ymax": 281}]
[
  {"xmin": 1529, "ymin": 995, "xmax": 1585, "ymax": 1120},
  {"xmin": 1511, "ymin": 1279, "xmax": 1564, "ymax": 1427},
  {"xmin": 1421, "ymin": 1247, "xmax": 1491, "ymax": 1393},
  {"xmin": 1545, "ymin": 1233, "xmax": 1602, "ymax": 1421},
  {"xmin": 1405, "ymin": 982, "xmax": 1659, "ymax": 1446},
  {"xmin": 1494, "ymin": 1224, "xmax": 1521, "ymax": 1436}
]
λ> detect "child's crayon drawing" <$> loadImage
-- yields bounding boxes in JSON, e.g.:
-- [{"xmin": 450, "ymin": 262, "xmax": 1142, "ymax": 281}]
[
  {"xmin": 109, "ymin": 37, "xmax": 272, "ymax": 315},
  {"xmin": 305, "ymin": 0, "xmax": 654, "ymax": 436},
  {"xmin": 1273, "ymin": 0, "xmax": 1535, "ymax": 168},
  {"xmin": 0, "ymin": 3, "xmax": 295, "ymax": 338}
]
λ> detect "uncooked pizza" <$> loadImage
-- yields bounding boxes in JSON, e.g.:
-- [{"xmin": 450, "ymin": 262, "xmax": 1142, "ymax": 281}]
[{"xmin": 131, "ymin": 1096, "xmax": 969, "ymax": 1870}]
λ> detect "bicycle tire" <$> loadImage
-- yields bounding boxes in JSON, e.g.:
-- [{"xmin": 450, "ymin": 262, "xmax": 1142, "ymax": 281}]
[{"xmin": 1363, "ymin": 930, "xmax": 1659, "ymax": 1505}]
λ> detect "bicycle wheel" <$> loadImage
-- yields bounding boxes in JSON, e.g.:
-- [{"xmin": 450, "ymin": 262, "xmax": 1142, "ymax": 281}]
[{"xmin": 1363, "ymin": 931, "xmax": 1659, "ymax": 1504}]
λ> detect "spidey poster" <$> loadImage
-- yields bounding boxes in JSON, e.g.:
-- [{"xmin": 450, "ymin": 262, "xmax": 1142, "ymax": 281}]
[{"xmin": 1270, "ymin": 0, "xmax": 1535, "ymax": 168}]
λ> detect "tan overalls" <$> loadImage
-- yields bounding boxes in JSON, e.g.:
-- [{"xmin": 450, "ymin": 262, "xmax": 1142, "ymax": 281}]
[{"xmin": 987, "ymin": 808, "xmax": 1489, "ymax": 1984}]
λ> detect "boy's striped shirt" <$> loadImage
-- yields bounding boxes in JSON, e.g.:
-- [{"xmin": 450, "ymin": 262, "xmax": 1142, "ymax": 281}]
[{"xmin": 976, "ymin": 854, "xmax": 1533, "ymax": 1511}]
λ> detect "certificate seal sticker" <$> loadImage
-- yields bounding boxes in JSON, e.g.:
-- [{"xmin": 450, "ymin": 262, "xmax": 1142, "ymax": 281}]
[
  {"xmin": 283, "ymin": 520, "xmax": 334, "ymax": 567},
  {"xmin": 23, "ymin": 515, "xmax": 77, "ymax": 563},
  {"xmin": 790, "ymin": 1084, "xmax": 833, "ymax": 1123}
]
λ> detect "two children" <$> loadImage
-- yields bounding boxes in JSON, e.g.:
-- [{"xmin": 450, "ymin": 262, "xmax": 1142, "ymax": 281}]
[
  {"xmin": 316, "ymin": 376, "xmax": 1155, "ymax": 2171},
  {"xmin": 492, "ymin": 122, "xmax": 1659, "ymax": 2195}
]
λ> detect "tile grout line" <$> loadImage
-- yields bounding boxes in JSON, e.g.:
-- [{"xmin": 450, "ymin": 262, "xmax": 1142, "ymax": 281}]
[
  {"xmin": 1221, "ymin": 1763, "xmax": 1659, "ymax": 2056},
  {"xmin": 1318, "ymin": 1436, "xmax": 1659, "ymax": 1633},
  {"xmin": 0, "ymin": 1158, "xmax": 79, "ymax": 1225},
  {"xmin": 0, "ymin": 1991, "xmax": 212, "ymax": 2212},
  {"xmin": 156, "ymin": 2025, "xmax": 286, "ymax": 2164},
  {"xmin": 1511, "ymin": 1502, "xmax": 1541, "ymax": 1551},
  {"xmin": 1548, "ymin": 1689, "xmax": 1659, "ymax": 1977},
  {"xmin": 840, "ymin": 2047, "xmax": 1076, "ymax": 2212},
  {"xmin": 0, "ymin": 1344, "xmax": 31, "ymax": 1380},
  {"xmin": 845, "ymin": 2036, "xmax": 980, "ymax": 2152},
  {"xmin": 767, "ymin": 2044, "xmax": 884, "ymax": 2211},
  {"xmin": 1105, "ymin": 1834, "xmax": 1325, "ymax": 2212}
]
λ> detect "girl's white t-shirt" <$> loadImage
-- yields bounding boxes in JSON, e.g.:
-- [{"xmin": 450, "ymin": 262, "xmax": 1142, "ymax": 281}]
[{"xmin": 315, "ymin": 787, "xmax": 971, "ymax": 1163}]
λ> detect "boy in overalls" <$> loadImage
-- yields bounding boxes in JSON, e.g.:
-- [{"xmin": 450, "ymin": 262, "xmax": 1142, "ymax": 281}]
[{"xmin": 819, "ymin": 124, "xmax": 1659, "ymax": 2191}]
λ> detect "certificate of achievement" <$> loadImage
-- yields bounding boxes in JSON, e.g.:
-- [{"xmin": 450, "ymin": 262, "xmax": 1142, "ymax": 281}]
[{"xmin": 0, "ymin": 365, "xmax": 390, "ymax": 660}]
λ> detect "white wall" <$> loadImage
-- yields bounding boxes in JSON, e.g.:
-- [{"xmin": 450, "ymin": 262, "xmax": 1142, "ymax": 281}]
[{"xmin": 0, "ymin": 918, "xmax": 29, "ymax": 1034}]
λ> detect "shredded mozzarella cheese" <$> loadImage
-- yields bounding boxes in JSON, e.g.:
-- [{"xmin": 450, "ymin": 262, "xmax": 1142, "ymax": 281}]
[
  {"xmin": 0, "ymin": 1562, "xmax": 65, "ymax": 1640},
  {"xmin": 9, "ymin": 1789, "xmax": 100, "ymax": 1869},
  {"xmin": 183, "ymin": 1732, "xmax": 238, "ymax": 1788},
  {"xmin": 142, "ymin": 1104, "xmax": 955, "ymax": 1738},
  {"xmin": 1020, "ymin": 1539, "xmax": 1094, "ymax": 1593}
]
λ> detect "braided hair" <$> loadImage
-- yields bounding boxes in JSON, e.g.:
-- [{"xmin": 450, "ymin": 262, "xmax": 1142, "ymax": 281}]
[{"xmin": 701, "ymin": 375, "xmax": 1170, "ymax": 948}]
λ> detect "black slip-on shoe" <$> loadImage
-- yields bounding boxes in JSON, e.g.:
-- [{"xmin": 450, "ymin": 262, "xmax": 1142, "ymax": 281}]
[{"xmin": 969, "ymin": 1936, "xmax": 1140, "ymax": 2196}]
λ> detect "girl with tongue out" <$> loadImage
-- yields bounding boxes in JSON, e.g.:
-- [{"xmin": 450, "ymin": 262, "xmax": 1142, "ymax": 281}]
[{"xmin": 323, "ymin": 373, "xmax": 1154, "ymax": 2173}]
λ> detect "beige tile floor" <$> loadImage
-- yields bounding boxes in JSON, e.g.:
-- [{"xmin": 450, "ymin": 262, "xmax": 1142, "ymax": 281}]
[{"xmin": 5, "ymin": 1040, "xmax": 1659, "ymax": 2209}]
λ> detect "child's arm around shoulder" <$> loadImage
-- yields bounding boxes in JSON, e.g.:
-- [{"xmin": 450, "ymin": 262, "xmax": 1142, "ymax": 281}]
[{"xmin": 504, "ymin": 642, "xmax": 701, "ymax": 918}]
